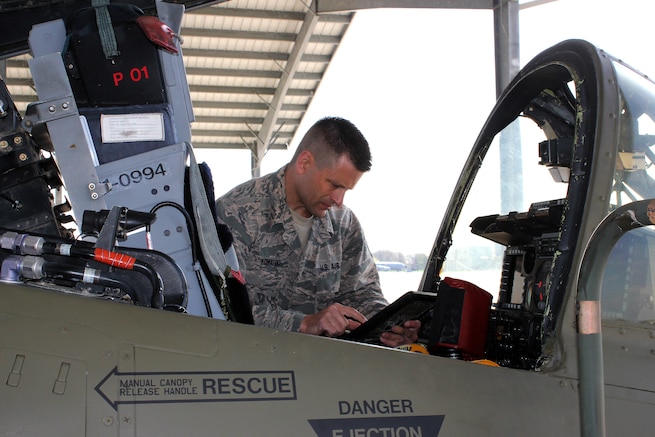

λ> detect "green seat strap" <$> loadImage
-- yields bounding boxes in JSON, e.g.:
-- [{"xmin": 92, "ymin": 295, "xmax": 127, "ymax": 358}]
[{"xmin": 92, "ymin": 0, "xmax": 120, "ymax": 60}]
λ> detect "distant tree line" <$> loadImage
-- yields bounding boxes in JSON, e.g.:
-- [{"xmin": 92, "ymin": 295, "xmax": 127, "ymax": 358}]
[{"xmin": 372, "ymin": 250, "xmax": 428, "ymax": 271}]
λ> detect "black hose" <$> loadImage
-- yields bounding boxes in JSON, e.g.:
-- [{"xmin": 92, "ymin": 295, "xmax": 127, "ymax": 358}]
[
  {"xmin": 40, "ymin": 261, "xmax": 146, "ymax": 305},
  {"xmin": 149, "ymin": 201, "xmax": 212, "ymax": 317},
  {"xmin": 68, "ymin": 244, "xmax": 164, "ymax": 309},
  {"xmin": 132, "ymin": 260, "xmax": 164, "ymax": 309}
]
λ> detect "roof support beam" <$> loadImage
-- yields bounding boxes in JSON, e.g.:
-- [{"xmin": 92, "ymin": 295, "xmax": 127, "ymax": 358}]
[
  {"xmin": 493, "ymin": 0, "xmax": 522, "ymax": 214},
  {"xmin": 251, "ymin": 1, "xmax": 320, "ymax": 177},
  {"xmin": 313, "ymin": 0, "xmax": 494, "ymax": 13},
  {"xmin": 493, "ymin": 0, "xmax": 520, "ymax": 97}
]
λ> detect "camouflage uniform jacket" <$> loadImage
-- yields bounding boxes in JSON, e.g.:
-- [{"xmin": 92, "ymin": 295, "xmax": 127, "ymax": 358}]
[{"xmin": 215, "ymin": 166, "xmax": 388, "ymax": 331}]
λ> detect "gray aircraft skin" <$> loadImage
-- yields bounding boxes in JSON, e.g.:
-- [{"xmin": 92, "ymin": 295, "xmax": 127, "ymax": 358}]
[{"xmin": 1, "ymin": 2, "xmax": 655, "ymax": 437}]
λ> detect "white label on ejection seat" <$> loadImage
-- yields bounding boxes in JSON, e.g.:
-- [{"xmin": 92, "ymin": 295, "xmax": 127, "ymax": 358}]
[{"xmin": 100, "ymin": 113, "xmax": 165, "ymax": 143}]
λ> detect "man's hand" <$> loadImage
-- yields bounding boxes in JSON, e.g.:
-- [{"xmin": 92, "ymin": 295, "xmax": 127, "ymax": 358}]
[
  {"xmin": 379, "ymin": 320, "xmax": 421, "ymax": 348},
  {"xmin": 299, "ymin": 303, "xmax": 367, "ymax": 337}
]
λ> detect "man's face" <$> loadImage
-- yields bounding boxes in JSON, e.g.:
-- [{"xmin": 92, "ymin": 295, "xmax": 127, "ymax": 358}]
[{"xmin": 295, "ymin": 152, "xmax": 364, "ymax": 218}]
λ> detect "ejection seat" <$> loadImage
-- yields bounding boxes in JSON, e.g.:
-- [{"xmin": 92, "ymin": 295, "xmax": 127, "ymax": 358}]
[{"xmin": 22, "ymin": 0, "xmax": 252, "ymax": 322}]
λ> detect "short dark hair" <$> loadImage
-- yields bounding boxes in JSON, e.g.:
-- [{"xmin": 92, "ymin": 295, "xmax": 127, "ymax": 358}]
[{"xmin": 292, "ymin": 116, "xmax": 372, "ymax": 172}]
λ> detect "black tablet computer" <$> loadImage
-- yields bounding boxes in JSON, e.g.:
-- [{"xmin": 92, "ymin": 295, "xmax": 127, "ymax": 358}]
[{"xmin": 339, "ymin": 291, "xmax": 436, "ymax": 345}]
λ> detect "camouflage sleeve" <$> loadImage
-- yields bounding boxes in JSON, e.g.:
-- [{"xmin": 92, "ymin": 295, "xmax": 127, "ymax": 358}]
[
  {"xmin": 334, "ymin": 213, "xmax": 388, "ymax": 318},
  {"xmin": 251, "ymin": 301, "xmax": 306, "ymax": 332}
]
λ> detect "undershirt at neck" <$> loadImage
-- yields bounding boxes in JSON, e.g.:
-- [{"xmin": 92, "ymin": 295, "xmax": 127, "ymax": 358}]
[{"xmin": 290, "ymin": 208, "xmax": 313, "ymax": 250}]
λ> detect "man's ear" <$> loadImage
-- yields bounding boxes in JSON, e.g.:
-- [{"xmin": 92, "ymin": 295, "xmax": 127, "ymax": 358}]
[{"xmin": 295, "ymin": 150, "xmax": 314, "ymax": 174}]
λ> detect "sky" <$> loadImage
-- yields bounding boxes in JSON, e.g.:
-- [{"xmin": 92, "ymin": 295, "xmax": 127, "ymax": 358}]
[{"xmin": 196, "ymin": 0, "xmax": 655, "ymax": 257}]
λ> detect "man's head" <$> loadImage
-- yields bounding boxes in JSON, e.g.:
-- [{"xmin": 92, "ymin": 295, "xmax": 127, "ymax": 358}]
[
  {"xmin": 291, "ymin": 116, "xmax": 372, "ymax": 172},
  {"xmin": 286, "ymin": 117, "xmax": 372, "ymax": 218}
]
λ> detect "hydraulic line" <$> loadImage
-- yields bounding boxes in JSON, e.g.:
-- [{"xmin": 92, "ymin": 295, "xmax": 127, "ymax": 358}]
[
  {"xmin": 68, "ymin": 245, "xmax": 164, "ymax": 309},
  {"xmin": 40, "ymin": 261, "xmax": 140, "ymax": 303},
  {"xmin": 13, "ymin": 255, "xmax": 144, "ymax": 304},
  {"xmin": 0, "ymin": 230, "xmax": 163, "ymax": 308}
]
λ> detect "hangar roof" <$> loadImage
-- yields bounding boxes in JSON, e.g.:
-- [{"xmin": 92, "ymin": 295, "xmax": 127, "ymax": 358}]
[{"xmin": 180, "ymin": 1, "xmax": 354, "ymax": 161}]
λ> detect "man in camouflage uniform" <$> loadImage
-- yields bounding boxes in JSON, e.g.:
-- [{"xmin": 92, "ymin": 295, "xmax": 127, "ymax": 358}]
[{"xmin": 216, "ymin": 117, "xmax": 419, "ymax": 347}]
